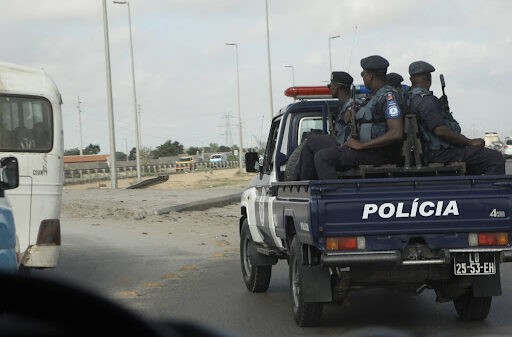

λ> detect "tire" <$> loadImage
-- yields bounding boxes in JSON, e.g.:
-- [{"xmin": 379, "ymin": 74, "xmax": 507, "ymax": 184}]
[
  {"xmin": 289, "ymin": 237, "xmax": 323, "ymax": 327},
  {"xmin": 284, "ymin": 143, "xmax": 305, "ymax": 181},
  {"xmin": 453, "ymin": 289, "xmax": 492, "ymax": 321},
  {"xmin": 240, "ymin": 219, "xmax": 271, "ymax": 293}
]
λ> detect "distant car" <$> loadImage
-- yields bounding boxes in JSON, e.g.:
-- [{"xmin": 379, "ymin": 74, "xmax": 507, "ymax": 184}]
[
  {"xmin": 491, "ymin": 141, "xmax": 503, "ymax": 152},
  {"xmin": 484, "ymin": 132, "xmax": 500, "ymax": 148},
  {"xmin": 503, "ymin": 138, "xmax": 512, "ymax": 159},
  {"xmin": 175, "ymin": 156, "xmax": 194, "ymax": 172},
  {"xmin": 209, "ymin": 154, "xmax": 227, "ymax": 163}
]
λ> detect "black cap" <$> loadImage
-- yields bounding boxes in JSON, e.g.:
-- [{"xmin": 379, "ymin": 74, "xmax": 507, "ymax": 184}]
[
  {"xmin": 386, "ymin": 73, "xmax": 404, "ymax": 87},
  {"xmin": 329, "ymin": 71, "xmax": 353, "ymax": 87},
  {"xmin": 409, "ymin": 61, "xmax": 435, "ymax": 76},
  {"xmin": 360, "ymin": 55, "xmax": 389, "ymax": 74}
]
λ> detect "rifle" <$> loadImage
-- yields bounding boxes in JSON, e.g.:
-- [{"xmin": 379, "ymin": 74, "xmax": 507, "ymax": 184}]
[
  {"xmin": 350, "ymin": 84, "xmax": 358, "ymax": 139},
  {"xmin": 440, "ymin": 74, "xmax": 450, "ymax": 113}
]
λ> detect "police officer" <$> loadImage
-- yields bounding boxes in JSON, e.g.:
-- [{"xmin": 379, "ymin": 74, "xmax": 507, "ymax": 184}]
[
  {"xmin": 386, "ymin": 72, "xmax": 404, "ymax": 90},
  {"xmin": 292, "ymin": 71, "xmax": 354, "ymax": 180},
  {"xmin": 314, "ymin": 55, "xmax": 404, "ymax": 180},
  {"xmin": 387, "ymin": 72, "xmax": 407, "ymax": 106},
  {"xmin": 406, "ymin": 60, "xmax": 505, "ymax": 175}
]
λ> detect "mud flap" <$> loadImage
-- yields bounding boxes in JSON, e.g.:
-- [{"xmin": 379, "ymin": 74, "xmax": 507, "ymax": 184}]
[
  {"xmin": 302, "ymin": 265, "xmax": 332, "ymax": 303},
  {"xmin": 473, "ymin": 270, "xmax": 502, "ymax": 297},
  {"xmin": 248, "ymin": 242, "xmax": 278, "ymax": 266}
]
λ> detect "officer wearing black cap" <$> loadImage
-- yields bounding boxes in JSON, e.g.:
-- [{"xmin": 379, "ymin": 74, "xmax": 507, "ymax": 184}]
[
  {"xmin": 386, "ymin": 72, "xmax": 404, "ymax": 90},
  {"xmin": 291, "ymin": 71, "xmax": 354, "ymax": 180},
  {"xmin": 406, "ymin": 60, "xmax": 504, "ymax": 174},
  {"xmin": 314, "ymin": 55, "xmax": 404, "ymax": 179},
  {"xmin": 387, "ymin": 72, "xmax": 407, "ymax": 105}
]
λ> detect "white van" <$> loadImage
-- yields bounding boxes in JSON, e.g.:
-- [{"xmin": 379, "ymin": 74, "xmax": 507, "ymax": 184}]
[{"xmin": 0, "ymin": 61, "xmax": 63, "ymax": 269}]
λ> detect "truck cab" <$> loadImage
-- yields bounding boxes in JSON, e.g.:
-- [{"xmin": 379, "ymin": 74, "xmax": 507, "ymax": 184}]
[{"xmin": 239, "ymin": 86, "xmax": 512, "ymax": 327}]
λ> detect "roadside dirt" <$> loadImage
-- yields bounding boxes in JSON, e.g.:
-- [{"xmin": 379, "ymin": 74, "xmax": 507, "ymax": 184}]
[{"xmin": 64, "ymin": 168, "xmax": 254, "ymax": 190}]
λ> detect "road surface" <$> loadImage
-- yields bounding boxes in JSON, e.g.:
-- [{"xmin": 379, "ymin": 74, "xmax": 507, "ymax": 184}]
[{"xmin": 36, "ymin": 163, "xmax": 512, "ymax": 336}]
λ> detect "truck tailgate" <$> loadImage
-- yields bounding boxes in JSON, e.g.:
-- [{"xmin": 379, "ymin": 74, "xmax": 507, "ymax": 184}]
[{"xmin": 310, "ymin": 176, "xmax": 512, "ymax": 237}]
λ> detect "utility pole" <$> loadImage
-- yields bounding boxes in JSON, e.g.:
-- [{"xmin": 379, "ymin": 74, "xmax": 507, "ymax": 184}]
[
  {"xmin": 113, "ymin": 0, "xmax": 142, "ymax": 183},
  {"xmin": 137, "ymin": 104, "xmax": 142, "ymax": 147},
  {"xmin": 225, "ymin": 42, "xmax": 244, "ymax": 173},
  {"xmin": 221, "ymin": 112, "xmax": 234, "ymax": 146},
  {"xmin": 76, "ymin": 96, "xmax": 84, "ymax": 156},
  {"xmin": 102, "ymin": 0, "xmax": 117, "ymax": 189},
  {"xmin": 125, "ymin": 138, "xmax": 129, "ymax": 162},
  {"xmin": 265, "ymin": 0, "xmax": 274, "ymax": 121},
  {"xmin": 284, "ymin": 65, "xmax": 295, "ymax": 86},
  {"xmin": 347, "ymin": 25, "xmax": 358, "ymax": 72}
]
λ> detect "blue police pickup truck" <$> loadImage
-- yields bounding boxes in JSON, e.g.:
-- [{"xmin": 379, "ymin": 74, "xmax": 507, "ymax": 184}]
[{"xmin": 240, "ymin": 86, "xmax": 512, "ymax": 327}]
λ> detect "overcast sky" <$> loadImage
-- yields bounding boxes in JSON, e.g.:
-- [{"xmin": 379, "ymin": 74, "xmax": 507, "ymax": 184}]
[{"xmin": 0, "ymin": 0, "xmax": 510, "ymax": 153}]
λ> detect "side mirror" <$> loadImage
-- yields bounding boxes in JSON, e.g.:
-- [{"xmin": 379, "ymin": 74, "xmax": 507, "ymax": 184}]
[
  {"xmin": 1, "ymin": 157, "xmax": 19, "ymax": 190},
  {"xmin": 245, "ymin": 152, "xmax": 259, "ymax": 173}
]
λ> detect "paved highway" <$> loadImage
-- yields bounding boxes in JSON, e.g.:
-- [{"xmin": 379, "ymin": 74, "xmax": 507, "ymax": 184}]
[{"xmin": 36, "ymin": 162, "xmax": 512, "ymax": 336}]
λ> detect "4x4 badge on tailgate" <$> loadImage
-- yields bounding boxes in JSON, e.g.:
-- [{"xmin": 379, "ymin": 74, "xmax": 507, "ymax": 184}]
[{"xmin": 489, "ymin": 209, "xmax": 506, "ymax": 218}]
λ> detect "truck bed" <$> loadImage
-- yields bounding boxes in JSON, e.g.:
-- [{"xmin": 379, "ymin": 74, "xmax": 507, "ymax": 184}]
[{"xmin": 273, "ymin": 175, "xmax": 512, "ymax": 250}]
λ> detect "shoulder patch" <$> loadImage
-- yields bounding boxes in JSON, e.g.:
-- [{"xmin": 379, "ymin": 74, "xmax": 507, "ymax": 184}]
[{"xmin": 384, "ymin": 92, "xmax": 402, "ymax": 119}]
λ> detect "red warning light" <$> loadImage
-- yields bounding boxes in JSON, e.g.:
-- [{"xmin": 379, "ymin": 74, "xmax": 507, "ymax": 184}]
[{"xmin": 284, "ymin": 86, "xmax": 332, "ymax": 99}]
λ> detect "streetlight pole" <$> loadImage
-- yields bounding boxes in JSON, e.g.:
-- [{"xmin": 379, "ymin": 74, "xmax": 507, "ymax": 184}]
[
  {"xmin": 114, "ymin": 0, "xmax": 141, "ymax": 183},
  {"xmin": 102, "ymin": 0, "xmax": 118, "ymax": 189},
  {"xmin": 137, "ymin": 104, "xmax": 142, "ymax": 147},
  {"xmin": 225, "ymin": 42, "xmax": 243, "ymax": 174},
  {"xmin": 284, "ymin": 65, "xmax": 295, "ymax": 86},
  {"xmin": 265, "ymin": 0, "xmax": 274, "ymax": 121},
  {"xmin": 328, "ymin": 34, "xmax": 340, "ymax": 74},
  {"xmin": 76, "ymin": 96, "xmax": 84, "ymax": 156}
]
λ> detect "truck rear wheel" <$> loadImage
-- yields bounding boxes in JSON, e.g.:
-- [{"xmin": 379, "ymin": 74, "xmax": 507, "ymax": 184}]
[
  {"xmin": 453, "ymin": 289, "xmax": 492, "ymax": 321},
  {"xmin": 289, "ymin": 237, "xmax": 323, "ymax": 327},
  {"xmin": 240, "ymin": 219, "xmax": 271, "ymax": 293}
]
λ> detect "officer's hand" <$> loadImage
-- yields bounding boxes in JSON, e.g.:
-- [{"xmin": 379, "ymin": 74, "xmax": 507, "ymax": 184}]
[
  {"xmin": 344, "ymin": 109, "xmax": 352, "ymax": 124},
  {"xmin": 469, "ymin": 138, "xmax": 485, "ymax": 148},
  {"xmin": 344, "ymin": 138, "xmax": 364, "ymax": 150}
]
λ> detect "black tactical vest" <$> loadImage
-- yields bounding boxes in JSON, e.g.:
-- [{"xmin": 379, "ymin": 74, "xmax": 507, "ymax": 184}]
[
  {"xmin": 355, "ymin": 85, "xmax": 399, "ymax": 142},
  {"xmin": 406, "ymin": 87, "xmax": 461, "ymax": 151}
]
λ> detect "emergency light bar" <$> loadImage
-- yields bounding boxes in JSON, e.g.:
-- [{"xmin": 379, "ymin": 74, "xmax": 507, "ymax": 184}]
[{"xmin": 284, "ymin": 84, "xmax": 409, "ymax": 100}]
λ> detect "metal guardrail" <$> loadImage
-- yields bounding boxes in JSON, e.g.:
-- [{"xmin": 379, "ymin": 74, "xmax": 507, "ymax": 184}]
[{"xmin": 63, "ymin": 161, "xmax": 240, "ymax": 185}]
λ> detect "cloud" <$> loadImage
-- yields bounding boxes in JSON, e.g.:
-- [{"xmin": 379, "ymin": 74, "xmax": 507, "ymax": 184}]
[{"xmin": 0, "ymin": 0, "xmax": 510, "ymax": 153}]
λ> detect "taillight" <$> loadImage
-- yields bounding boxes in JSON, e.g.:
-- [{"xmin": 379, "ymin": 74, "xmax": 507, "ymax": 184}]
[
  {"xmin": 468, "ymin": 232, "xmax": 509, "ymax": 246},
  {"xmin": 326, "ymin": 237, "xmax": 365, "ymax": 251},
  {"xmin": 36, "ymin": 220, "xmax": 61, "ymax": 245}
]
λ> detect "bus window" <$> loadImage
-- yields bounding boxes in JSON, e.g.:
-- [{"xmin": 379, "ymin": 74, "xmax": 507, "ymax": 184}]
[{"xmin": 0, "ymin": 96, "xmax": 53, "ymax": 152}]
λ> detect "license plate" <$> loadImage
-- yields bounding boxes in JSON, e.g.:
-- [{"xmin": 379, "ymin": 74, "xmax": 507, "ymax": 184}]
[{"xmin": 454, "ymin": 252, "xmax": 496, "ymax": 275}]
